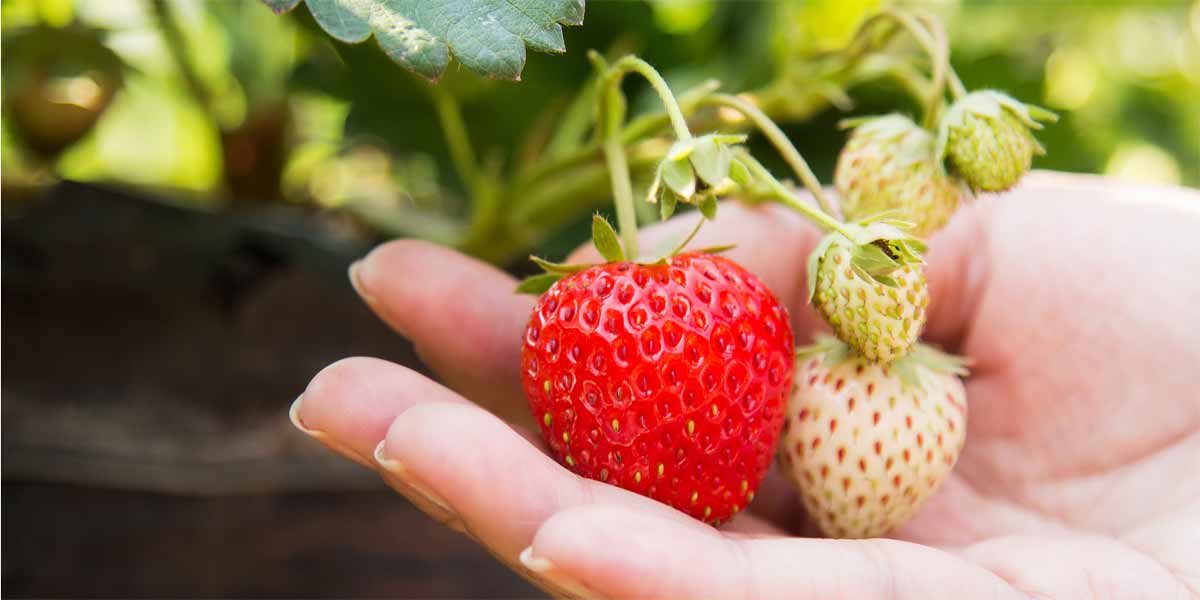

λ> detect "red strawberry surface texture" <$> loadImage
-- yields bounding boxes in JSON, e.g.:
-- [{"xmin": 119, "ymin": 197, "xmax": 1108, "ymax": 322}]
[{"xmin": 521, "ymin": 252, "xmax": 795, "ymax": 524}]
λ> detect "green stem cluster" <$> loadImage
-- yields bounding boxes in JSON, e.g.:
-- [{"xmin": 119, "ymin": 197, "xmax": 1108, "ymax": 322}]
[
  {"xmin": 847, "ymin": 8, "xmax": 963, "ymax": 128},
  {"xmin": 591, "ymin": 53, "xmax": 700, "ymax": 260},
  {"xmin": 702, "ymin": 93, "xmax": 841, "ymax": 219},
  {"xmin": 426, "ymin": 9, "xmax": 967, "ymax": 265},
  {"xmin": 736, "ymin": 151, "xmax": 851, "ymax": 238}
]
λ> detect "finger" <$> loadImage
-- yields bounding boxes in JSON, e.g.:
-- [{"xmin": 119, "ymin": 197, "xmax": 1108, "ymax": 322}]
[
  {"xmin": 294, "ymin": 356, "xmax": 491, "ymax": 465},
  {"xmin": 525, "ymin": 504, "xmax": 1023, "ymax": 600},
  {"xmin": 350, "ymin": 240, "xmax": 534, "ymax": 424},
  {"xmin": 718, "ymin": 511, "xmax": 788, "ymax": 537},
  {"xmin": 570, "ymin": 201, "xmax": 829, "ymax": 341},
  {"xmin": 293, "ymin": 357, "xmax": 494, "ymax": 530},
  {"xmin": 376, "ymin": 401, "xmax": 704, "ymax": 565}
]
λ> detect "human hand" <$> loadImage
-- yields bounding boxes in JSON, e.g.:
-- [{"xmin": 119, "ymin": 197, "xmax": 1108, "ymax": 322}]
[{"xmin": 292, "ymin": 172, "xmax": 1199, "ymax": 598}]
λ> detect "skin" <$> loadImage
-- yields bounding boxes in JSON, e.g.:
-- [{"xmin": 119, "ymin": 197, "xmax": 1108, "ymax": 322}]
[{"xmin": 295, "ymin": 172, "xmax": 1200, "ymax": 599}]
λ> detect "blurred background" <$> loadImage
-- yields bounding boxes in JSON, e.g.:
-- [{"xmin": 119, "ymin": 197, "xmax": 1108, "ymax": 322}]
[{"xmin": 3, "ymin": 0, "xmax": 1197, "ymax": 596}]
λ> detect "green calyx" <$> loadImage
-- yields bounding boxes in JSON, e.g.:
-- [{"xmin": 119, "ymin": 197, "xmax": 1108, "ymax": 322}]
[
  {"xmin": 840, "ymin": 113, "xmax": 933, "ymax": 170},
  {"xmin": 514, "ymin": 213, "xmax": 737, "ymax": 295},
  {"xmin": 516, "ymin": 54, "xmax": 751, "ymax": 296},
  {"xmin": 798, "ymin": 335, "xmax": 969, "ymax": 390},
  {"xmin": 805, "ymin": 221, "xmax": 926, "ymax": 303},
  {"xmin": 648, "ymin": 133, "xmax": 748, "ymax": 221},
  {"xmin": 935, "ymin": 90, "xmax": 1058, "ymax": 192}
]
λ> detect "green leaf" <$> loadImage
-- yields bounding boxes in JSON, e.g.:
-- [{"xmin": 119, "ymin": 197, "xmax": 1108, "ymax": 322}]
[
  {"xmin": 666, "ymin": 139, "xmax": 696, "ymax": 161},
  {"xmin": 530, "ymin": 256, "xmax": 593, "ymax": 274},
  {"xmin": 709, "ymin": 134, "xmax": 748, "ymax": 145},
  {"xmin": 851, "ymin": 243, "xmax": 902, "ymax": 281},
  {"xmin": 591, "ymin": 214, "xmax": 626, "ymax": 263},
  {"xmin": 688, "ymin": 136, "xmax": 731, "ymax": 187},
  {"xmin": 263, "ymin": 0, "xmax": 585, "ymax": 81},
  {"xmin": 646, "ymin": 163, "xmax": 663, "ymax": 204},
  {"xmin": 691, "ymin": 243, "xmax": 737, "ymax": 255},
  {"xmin": 660, "ymin": 192, "xmax": 677, "ymax": 221},
  {"xmin": 806, "ymin": 234, "xmax": 838, "ymax": 302},
  {"xmin": 662, "ymin": 157, "xmax": 696, "ymax": 199},
  {"xmin": 698, "ymin": 193, "xmax": 718, "ymax": 219},
  {"xmin": 728, "ymin": 157, "xmax": 752, "ymax": 186},
  {"xmin": 515, "ymin": 272, "xmax": 563, "ymax": 294}
]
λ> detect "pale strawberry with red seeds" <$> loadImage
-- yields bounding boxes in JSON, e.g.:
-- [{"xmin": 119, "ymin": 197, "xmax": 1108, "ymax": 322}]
[
  {"xmin": 522, "ymin": 252, "xmax": 795, "ymax": 524},
  {"xmin": 779, "ymin": 338, "xmax": 967, "ymax": 538}
]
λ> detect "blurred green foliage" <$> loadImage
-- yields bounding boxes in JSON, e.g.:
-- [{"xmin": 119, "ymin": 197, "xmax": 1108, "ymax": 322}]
[{"xmin": 3, "ymin": 0, "xmax": 1197, "ymax": 265}]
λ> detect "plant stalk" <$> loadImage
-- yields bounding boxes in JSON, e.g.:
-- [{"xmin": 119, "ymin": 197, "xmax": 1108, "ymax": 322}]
[
  {"xmin": 737, "ymin": 151, "xmax": 852, "ymax": 238},
  {"xmin": 704, "ymin": 93, "xmax": 841, "ymax": 219},
  {"xmin": 850, "ymin": 9, "xmax": 949, "ymax": 129},
  {"xmin": 609, "ymin": 56, "xmax": 694, "ymax": 142},
  {"xmin": 598, "ymin": 82, "xmax": 640, "ymax": 259},
  {"xmin": 915, "ymin": 12, "xmax": 967, "ymax": 100}
]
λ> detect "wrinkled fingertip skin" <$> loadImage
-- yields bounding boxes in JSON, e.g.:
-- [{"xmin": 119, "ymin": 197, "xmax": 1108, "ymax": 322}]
[{"xmin": 520, "ymin": 253, "xmax": 796, "ymax": 525}]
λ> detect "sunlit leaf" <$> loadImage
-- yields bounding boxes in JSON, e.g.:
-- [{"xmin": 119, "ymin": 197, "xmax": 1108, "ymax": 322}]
[{"xmin": 263, "ymin": 0, "xmax": 585, "ymax": 81}]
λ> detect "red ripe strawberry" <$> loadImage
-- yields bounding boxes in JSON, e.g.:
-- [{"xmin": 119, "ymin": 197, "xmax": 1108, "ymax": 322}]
[{"xmin": 521, "ymin": 252, "xmax": 795, "ymax": 524}]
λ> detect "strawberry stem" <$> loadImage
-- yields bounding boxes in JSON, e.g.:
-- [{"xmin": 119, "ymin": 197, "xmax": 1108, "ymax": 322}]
[
  {"xmin": 591, "ymin": 53, "xmax": 706, "ymax": 260},
  {"xmin": 735, "ymin": 151, "xmax": 853, "ymax": 239},
  {"xmin": 608, "ymin": 56, "xmax": 695, "ymax": 142},
  {"xmin": 591, "ymin": 53, "xmax": 641, "ymax": 260},
  {"xmin": 913, "ymin": 11, "xmax": 966, "ymax": 100},
  {"xmin": 851, "ymin": 9, "xmax": 949, "ymax": 130},
  {"xmin": 703, "ymin": 93, "xmax": 841, "ymax": 219}
]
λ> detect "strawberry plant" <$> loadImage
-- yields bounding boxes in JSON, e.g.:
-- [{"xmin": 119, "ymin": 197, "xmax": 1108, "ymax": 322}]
[{"xmin": 276, "ymin": 3, "xmax": 1058, "ymax": 533}]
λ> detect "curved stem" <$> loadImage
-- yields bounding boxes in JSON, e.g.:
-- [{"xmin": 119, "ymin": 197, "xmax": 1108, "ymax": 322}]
[
  {"xmin": 947, "ymin": 67, "xmax": 967, "ymax": 100},
  {"xmin": 590, "ymin": 54, "xmax": 703, "ymax": 260},
  {"xmin": 737, "ymin": 150, "xmax": 852, "ymax": 238},
  {"xmin": 669, "ymin": 216, "xmax": 707, "ymax": 256},
  {"xmin": 883, "ymin": 9, "xmax": 946, "ymax": 129},
  {"xmin": 851, "ymin": 9, "xmax": 947, "ymax": 129},
  {"xmin": 704, "ymin": 93, "xmax": 841, "ymax": 219},
  {"xmin": 515, "ymin": 78, "xmax": 718, "ymax": 191},
  {"xmin": 915, "ymin": 11, "xmax": 966, "ymax": 100},
  {"xmin": 609, "ymin": 56, "xmax": 694, "ymax": 141}
]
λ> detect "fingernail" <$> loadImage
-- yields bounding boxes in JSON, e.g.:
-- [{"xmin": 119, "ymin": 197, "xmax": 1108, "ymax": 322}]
[
  {"xmin": 289, "ymin": 394, "xmax": 372, "ymax": 468},
  {"xmin": 348, "ymin": 260, "xmax": 372, "ymax": 302},
  {"xmin": 519, "ymin": 546, "xmax": 602, "ymax": 600},
  {"xmin": 373, "ymin": 440, "xmax": 457, "ymax": 518}
]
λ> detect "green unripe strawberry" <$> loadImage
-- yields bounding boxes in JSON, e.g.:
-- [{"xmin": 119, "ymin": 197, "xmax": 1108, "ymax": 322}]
[
  {"xmin": 835, "ymin": 114, "xmax": 966, "ymax": 238},
  {"xmin": 936, "ymin": 91, "xmax": 1057, "ymax": 192},
  {"xmin": 807, "ymin": 224, "xmax": 928, "ymax": 364}
]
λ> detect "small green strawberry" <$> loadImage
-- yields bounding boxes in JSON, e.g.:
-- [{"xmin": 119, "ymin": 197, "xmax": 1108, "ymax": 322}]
[
  {"xmin": 835, "ymin": 114, "xmax": 967, "ymax": 238},
  {"xmin": 807, "ymin": 222, "xmax": 928, "ymax": 364},
  {"xmin": 779, "ymin": 337, "xmax": 967, "ymax": 539},
  {"xmin": 936, "ymin": 90, "xmax": 1058, "ymax": 192}
]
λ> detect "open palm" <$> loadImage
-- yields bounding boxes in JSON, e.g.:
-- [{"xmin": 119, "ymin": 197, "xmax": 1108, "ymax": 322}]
[{"xmin": 293, "ymin": 172, "xmax": 1199, "ymax": 598}]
